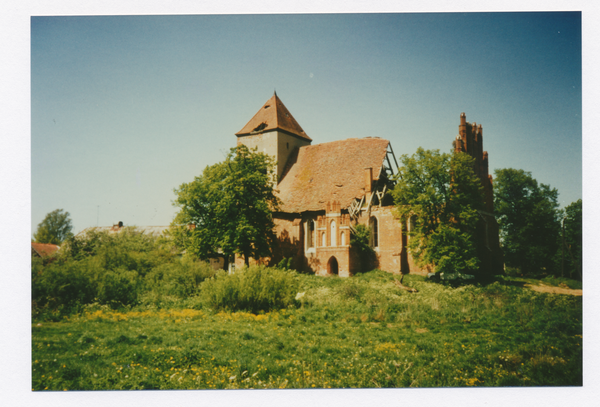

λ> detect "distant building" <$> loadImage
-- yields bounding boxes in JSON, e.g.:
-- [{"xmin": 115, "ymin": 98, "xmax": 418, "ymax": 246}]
[
  {"xmin": 31, "ymin": 242, "xmax": 60, "ymax": 258},
  {"xmin": 233, "ymin": 93, "xmax": 502, "ymax": 276},
  {"xmin": 77, "ymin": 222, "xmax": 169, "ymax": 238}
]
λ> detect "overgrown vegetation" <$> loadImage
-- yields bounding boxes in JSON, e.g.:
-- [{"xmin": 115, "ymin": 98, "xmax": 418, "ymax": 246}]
[
  {"xmin": 170, "ymin": 145, "xmax": 280, "ymax": 266},
  {"xmin": 350, "ymin": 224, "xmax": 376, "ymax": 272},
  {"xmin": 494, "ymin": 170, "xmax": 582, "ymax": 280},
  {"xmin": 32, "ymin": 228, "xmax": 215, "ymax": 320},
  {"xmin": 199, "ymin": 266, "xmax": 298, "ymax": 313},
  {"xmin": 494, "ymin": 168, "xmax": 561, "ymax": 276},
  {"xmin": 392, "ymin": 148, "xmax": 484, "ymax": 276},
  {"xmin": 32, "ymin": 266, "xmax": 582, "ymax": 390},
  {"xmin": 560, "ymin": 199, "xmax": 582, "ymax": 279}
]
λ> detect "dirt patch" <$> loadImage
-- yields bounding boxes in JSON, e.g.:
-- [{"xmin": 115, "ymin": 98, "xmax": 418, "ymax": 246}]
[{"xmin": 525, "ymin": 283, "xmax": 582, "ymax": 296}]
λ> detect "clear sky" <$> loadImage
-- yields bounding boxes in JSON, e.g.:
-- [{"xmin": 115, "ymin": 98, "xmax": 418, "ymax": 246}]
[{"xmin": 30, "ymin": 12, "xmax": 581, "ymax": 235}]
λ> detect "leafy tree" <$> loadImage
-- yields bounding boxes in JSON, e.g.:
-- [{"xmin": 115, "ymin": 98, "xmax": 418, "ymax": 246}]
[
  {"xmin": 560, "ymin": 199, "xmax": 582, "ymax": 279},
  {"xmin": 171, "ymin": 145, "xmax": 280, "ymax": 266},
  {"xmin": 350, "ymin": 224, "xmax": 376, "ymax": 272},
  {"xmin": 391, "ymin": 148, "xmax": 484, "ymax": 275},
  {"xmin": 494, "ymin": 168, "xmax": 561, "ymax": 275},
  {"xmin": 33, "ymin": 209, "xmax": 73, "ymax": 244}
]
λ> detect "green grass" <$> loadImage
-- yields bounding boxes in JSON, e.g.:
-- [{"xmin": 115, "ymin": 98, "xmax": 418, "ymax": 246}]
[
  {"xmin": 31, "ymin": 270, "xmax": 582, "ymax": 390},
  {"xmin": 500, "ymin": 274, "xmax": 582, "ymax": 290}
]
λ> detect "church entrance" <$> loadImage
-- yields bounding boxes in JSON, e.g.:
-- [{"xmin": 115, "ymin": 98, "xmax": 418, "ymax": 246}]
[{"xmin": 327, "ymin": 256, "xmax": 339, "ymax": 275}]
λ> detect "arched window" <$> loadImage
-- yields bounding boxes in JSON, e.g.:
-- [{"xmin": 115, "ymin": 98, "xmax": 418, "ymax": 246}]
[
  {"xmin": 322, "ymin": 232, "xmax": 326, "ymax": 247},
  {"xmin": 340, "ymin": 231, "xmax": 346, "ymax": 246},
  {"xmin": 370, "ymin": 216, "xmax": 379, "ymax": 248},
  {"xmin": 307, "ymin": 220, "xmax": 315, "ymax": 248},
  {"xmin": 330, "ymin": 220, "xmax": 337, "ymax": 246}
]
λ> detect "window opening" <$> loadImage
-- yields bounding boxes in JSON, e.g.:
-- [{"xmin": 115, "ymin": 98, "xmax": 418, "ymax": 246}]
[
  {"xmin": 330, "ymin": 220, "xmax": 337, "ymax": 246},
  {"xmin": 307, "ymin": 220, "xmax": 315, "ymax": 248},
  {"xmin": 370, "ymin": 217, "xmax": 379, "ymax": 247}
]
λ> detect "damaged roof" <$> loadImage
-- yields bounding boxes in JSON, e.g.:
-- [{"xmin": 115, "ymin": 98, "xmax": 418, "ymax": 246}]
[
  {"xmin": 276, "ymin": 138, "xmax": 390, "ymax": 213},
  {"xmin": 236, "ymin": 93, "xmax": 311, "ymax": 141}
]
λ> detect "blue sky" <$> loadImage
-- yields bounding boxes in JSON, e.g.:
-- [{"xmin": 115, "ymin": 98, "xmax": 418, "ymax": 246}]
[{"xmin": 31, "ymin": 13, "xmax": 581, "ymax": 235}]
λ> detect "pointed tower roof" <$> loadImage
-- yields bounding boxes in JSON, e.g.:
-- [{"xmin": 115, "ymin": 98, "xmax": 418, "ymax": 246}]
[{"xmin": 236, "ymin": 93, "xmax": 311, "ymax": 141}]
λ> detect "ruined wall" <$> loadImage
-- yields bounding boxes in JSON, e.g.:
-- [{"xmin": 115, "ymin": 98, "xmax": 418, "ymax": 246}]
[{"xmin": 356, "ymin": 206, "xmax": 428, "ymax": 276}]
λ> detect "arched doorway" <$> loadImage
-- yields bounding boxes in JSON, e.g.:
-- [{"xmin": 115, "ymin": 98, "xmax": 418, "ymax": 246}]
[{"xmin": 327, "ymin": 256, "xmax": 339, "ymax": 275}]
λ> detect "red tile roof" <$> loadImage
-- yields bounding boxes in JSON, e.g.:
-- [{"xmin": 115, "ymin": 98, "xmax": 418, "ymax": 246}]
[
  {"xmin": 31, "ymin": 242, "xmax": 60, "ymax": 257},
  {"xmin": 276, "ymin": 138, "xmax": 389, "ymax": 213},
  {"xmin": 236, "ymin": 93, "xmax": 311, "ymax": 141}
]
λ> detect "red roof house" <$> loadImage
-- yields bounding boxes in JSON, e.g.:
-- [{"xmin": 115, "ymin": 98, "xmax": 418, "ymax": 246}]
[{"xmin": 31, "ymin": 242, "xmax": 60, "ymax": 258}]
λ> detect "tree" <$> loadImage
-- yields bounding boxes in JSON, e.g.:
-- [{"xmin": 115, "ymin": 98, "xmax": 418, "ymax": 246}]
[
  {"xmin": 493, "ymin": 168, "xmax": 561, "ymax": 275},
  {"xmin": 391, "ymin": 148, "xmax": 484, "ymax": 275},
  {"xmin": 560, "ymin": 199, "xmax": 582, "ymax": 279},
  {"xmin": 33, "ymin": 209, "xmax": 73, "ymax": 245},
  {"xmin": 350, "ymin": 224, "xmax": 376, "ymax": 272},
  {"xmin": 171, "ymin": 145, "xmax": 280, "ymax": 266}
]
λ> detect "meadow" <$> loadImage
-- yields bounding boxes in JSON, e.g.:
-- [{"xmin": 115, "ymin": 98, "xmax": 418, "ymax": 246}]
[{"xmin": 31, "ymin": 270, "xmax": 582, "ymax": 390}]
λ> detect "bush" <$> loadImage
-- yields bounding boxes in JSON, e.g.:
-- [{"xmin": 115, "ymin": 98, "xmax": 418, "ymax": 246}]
[
  {"xmin": 32, "ymin": 259, "xmax": 97, "ymax": 316},
  {"xmin": 32, "ymin": 228, "xmax": 208, "ymax": 317},
  {"xmin": 144, "ymin": 255, "xmax": 215, "ymax": 298},
  {"xmin": 98, "ymin": 268, "xmax": 140, "ymax": 307},
  {"xmin": 200, "ymin": 266, "xmax": 298, "ymax": 313}
]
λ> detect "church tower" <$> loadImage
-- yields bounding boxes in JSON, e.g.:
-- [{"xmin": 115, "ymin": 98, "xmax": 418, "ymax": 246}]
[
  {"xmin": 235, "ymin": 92, "xmax": 312, "ymax": 182},
  {"xmin": 454, "ymin": 112, "xmax": 493, "ymax": 212}
]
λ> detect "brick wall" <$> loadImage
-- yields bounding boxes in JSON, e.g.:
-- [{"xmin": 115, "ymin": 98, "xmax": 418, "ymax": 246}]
[{"xmin": 356, "ymin": 206, "xmax": 428, "ymax": 276}]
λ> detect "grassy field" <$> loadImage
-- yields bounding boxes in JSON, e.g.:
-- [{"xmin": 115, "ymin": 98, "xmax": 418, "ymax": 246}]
[{"xmin": 31, "ymin": 270, "xmax": 582, "ymax": 390}]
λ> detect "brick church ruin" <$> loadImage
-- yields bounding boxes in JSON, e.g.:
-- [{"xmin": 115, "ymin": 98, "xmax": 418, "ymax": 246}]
[{"xmin": 233, "ymin": 93, "xmax": 502, "ymax": 276}]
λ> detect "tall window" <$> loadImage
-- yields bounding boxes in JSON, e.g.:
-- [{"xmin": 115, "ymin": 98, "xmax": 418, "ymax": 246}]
[
  {"xmin": 322, "ymin": 232, "xmax": 326, "ymax": 247},
  {"xmin": 307, "ymin": 220, "xmax": 315, "ymax": 248},
  {"xmin": 330, "ymin": 220, "xmax": 337, "ymax": 246},
  {"xmin": 340, "ymin": 231, "xmax": 346, "ymax": 246},
  {"xmin": 370, "ymin": 216, "xmax": 379, "ymax": 248}
]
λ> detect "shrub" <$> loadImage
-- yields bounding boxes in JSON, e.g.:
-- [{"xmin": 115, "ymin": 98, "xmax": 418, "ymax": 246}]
[
  {"xmin": 32, "ymin": 259, "xmax": 97, "ymax": 316},
  {"xmin": 144, "ymin": 255, "xmax": 215, "ymax": 298},
  {"xmin": 200, "ymin": 266, "xmax": 298, "ymax": 313},
  {"xmin": 337, "ymin": 280, "xmax": 364, "ymax": 300},
  {"xmin": 98, "ymin": 268, "xmax": 140, "ymax": 307}
]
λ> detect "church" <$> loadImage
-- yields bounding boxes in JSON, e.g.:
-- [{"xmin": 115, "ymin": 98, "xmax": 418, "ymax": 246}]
[{"xmin": 232, "ymin": 93, "xmax": 502, "ymax": 277}]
